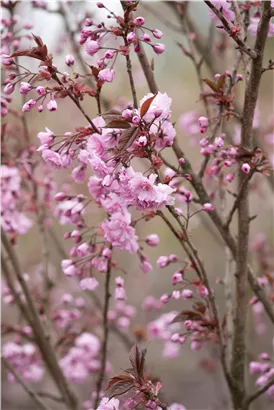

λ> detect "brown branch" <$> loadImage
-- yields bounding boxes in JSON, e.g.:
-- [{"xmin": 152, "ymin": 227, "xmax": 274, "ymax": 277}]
[
  {"xmin": 2, "ymin": 357, "xmax": 52, "ymax": 410},
  {"xmin": 224, "ymin": 170, "xmax": 255, "ymax": 229},
  {"xmin": 164, "ymin": 205, "xmax": 232, "ymax": 390},
  {"xmin": 244, "ymin": 377, "xmax": 274, "ymax": 409},
  {"xmin": 204, "ymin": 1, "xmax": 257, "ymax": 59},
  {"xmin": 125, "ymin": 44, "xmax": 138, "ymax": 108},
  {"xmin": 1, "ymin": 229, "xmax": 79, "ymax": 410},
  {"xmin": 136, "ymin": 42, "xmax": 159, "ymax": 94},
  {"xmin": 231, "ymin": 3, "xmax": 272, "ymax": 408},
  {"xmin": 93, "ymin": 248, "xmax": 113, "ymax": 409},
  {"xmin": 172, "ymin": 139, "xmax": 274, "ymax": 324}
]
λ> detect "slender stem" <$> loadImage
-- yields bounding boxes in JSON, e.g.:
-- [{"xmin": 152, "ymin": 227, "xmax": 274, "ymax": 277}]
[
  {"xmin": 1, "ymin": 229, "xmax": 79, "ymax": 410},
  {"xmin": 204, "ymin": 1, "xmax": 257, "ymax": 59},
  {"xmin": 224, "ymin": 171, "xmax": 255, "ymax": 229},
  {"xmin": 93, "ymin": 248, "xmax": 113, "ymax": 409},
  {"xmin": 2, "ymin": 357, "xmax": 52, "ymax": 410},
  {"xmin": 136, "ymin": 42, "xmax": 158, "ymax": 94},
  {"xmin": 172, "ymin": 139, "xmax": 274, "ymax": 324},
  {"xmin": 244, "ymin": 377, "xmax": 274, "ymax": 409}
]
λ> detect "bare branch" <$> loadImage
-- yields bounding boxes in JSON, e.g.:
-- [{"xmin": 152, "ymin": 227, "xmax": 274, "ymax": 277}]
[
  {"xmin": 93, "ymin": 247, "xmax": 113, "ymax": 409},
  {"xmin": 1, "ymin": 229, "xmax": 79, "ymax": 410},
  {"xmin": 2, "ymin": 357, "xmax": 52, "ymax": 410},
  {"xmin": 244, "ymin": 377, "xmax": 274, "ymax": 408},
  {"xmin": 204, "ymin": 1, "xmax": 257, "ymax": 59}
]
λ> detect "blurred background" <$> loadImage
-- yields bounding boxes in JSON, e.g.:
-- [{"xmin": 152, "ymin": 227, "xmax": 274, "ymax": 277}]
[{"xmin": 1, "ymin": 1, "xmax": 274, "ymax": 409}]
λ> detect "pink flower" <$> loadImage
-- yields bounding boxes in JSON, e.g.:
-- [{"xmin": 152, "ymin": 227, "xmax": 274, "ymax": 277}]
[
  {"xmin": 41, "ymin": 150, "xmax": 62, "ymax": 168},
  {"xmin": 145, "ymin": 234, "xmax": 160, "ymax": 247},
  {"xmin": 72, "ymin": 166, "xmax": 87, "ymax": 184},
  {"xmin": 77, "ymin": 243, "xmax": 90, "ymax": 257},
  {"xmin": 85, "ymin": 39, "xmax": 100, "ymax": 56},
  {"xmin": 141, "ymin": 259, "xmax": 153, "ymax": 273},
  {"xmin": 101, "ymin": 211, "xmax": 139, "ymax": 253},
  {"xmin": 19, "ymin": 82, "xmax": 32, "ymax": 95},
  {"xmin": 98, "ymin": 68, "xmax": 115, "ymax": 83},
  {"xmin": 241, "ymin": 163, "xmax": 251, "ymax": 174},
  {"xmin": 142, "ymin": 33, "xmax": 151, "ymax": 42},
  {"xmin": 152, "ymin": 43, "xmax": 165, "ymax": 55},
  {"xmin": 169, "ymin": 403, "xmax": 187, "ymax": 410},
  {"xmin": 47, "ymin": 99, "xmax": 57, "ymax": 111},
  {"xmin": 80, "ymin": 277, "xmax": 99, "ymax": 291},
  {"xmin": 37, "ymin": 128, "xmax": 54, "ymax": 145},
  {"xmin": 65, "ymin": 54, "xmax": 75, "ymax": 66}
]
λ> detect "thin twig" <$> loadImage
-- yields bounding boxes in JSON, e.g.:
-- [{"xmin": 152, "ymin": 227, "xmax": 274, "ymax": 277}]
[
  {"xmin": 93, "ymin": 248, "xmax": 113, "ymax": 409},
  {"xmin": 244, "ymin": 377, "xmax": 274, "ymax": 408},
  {"xmin": 2, "ymin": 357, "xmax": 52, "ymax": 410},
  {"xmin": 1, "ymin": 229, "xmax": 79, "ymax": 410},
  {"xmin": 172, "ymin": 139, "xmax": 274, "ymax": 324},
  {"xmin": 224, "ymin": 170, "xmax": 255, "ymax": 229},
  {"xmin": 204, "ymin": 1, "xmax": 257, "ymax": 59}
]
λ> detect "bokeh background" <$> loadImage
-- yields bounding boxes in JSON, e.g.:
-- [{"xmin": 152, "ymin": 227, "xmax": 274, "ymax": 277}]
[{"xmin": 2, "ymin": 1, "xmax": 274, "ymax": 409}]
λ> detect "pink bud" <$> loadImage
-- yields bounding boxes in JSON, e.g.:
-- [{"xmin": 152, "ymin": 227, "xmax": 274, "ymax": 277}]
[
  {"xmin": 115, "ymin": 287, "xmax": 126, "ymax": 301},
  {"xmin": 226, "ymin": 173, "xmax": 234, "ymax": 183},
  {"xmin": 182, "ymin": 289, "xmax": 193, "ymax": 299},
  {"xmin": 157, "ymin": 256, "xmax": 169, "ymax": 268},
  {"xmin": 203, "ymin": 203, "xmax": 214, "ymax": 212},
  {"xmin": 19, "ymin": 82, "xmax": 32, "ymax": 95},
  {"xmin": 37, "ymin": 104, "xmax": 44, "ymax": 112},
  {"xmin": 4, "ymin": 83, "xmax": 14, "ymax": 95},
  {"xmin": 134, "ymin": 16, "xmax": 145, "ymax": 26},
  {"xmin": 172, "ymin": 272, "xmax": 183, "ymax": 285},
  {"xmin": 22, "ymin": 99, "xmax": 36, "ymax": 112},
  {"xmin": 36, "ymin": 86, "xmax": 46, "ymax": 96},
  {"xmin": 115, "ymin": 276, "xmax": 124, "ymax": 287},
  {"xmin": 85, "ymin": 39, "xmax": 100, "ymax": 56},
  {"xmin": 127, "ymin": 32, "xmax": 137, "ymax": 43},
  {"xmin": 241, "ymin": 163, "xmax": 250, "ymax": 174},
  {"xmin": 1, "ymin": 54, "xmax": 13, "ymax": 66},
  {"xmin": 145, "ymin": 234, "xmax": 160, "ymax": 247},
  {"xmin": 55, "ymin": 192, "xmax": 67, "ymax": 201},
  {"xmin": 142, "ymin": 33, "xmax": 151, "ymax": 42},
  {"xmin": 47, "ymin": 99, "xmax": 57, "ymax": 111},
  {"xmin": 160, "ymin": 293, "xmax": 170, "ymax": 304},
  {"xmin": 152, "ymin": 29, "xmax": 163, "ymax": 39},
  {"xmin": 152, "ymin": 43, "xmax": 165, "ymax": 55},
  {"xmin": 96, "ymin": 2, "xmax": 104, "ymax": 8},
  {"xmin": 65, "ymin": 54, "xmax": 75, "ymax": 66},
  {"xmin": 102, "ymin": 248, "xmax": 112, "ymax": 259},
  {"xmin": 178, "ymin": 157, "xmax": 185, "ymax": 164},
  {"xmin": 236, "ymin": 74, "xmax": 243, "ymax": 81},
  {"xmin": 104, "ymin": 50, "xmax": 115, "ymax": 59},
  {"xmin": 198, "ymin": 116, "xmax": 209, "ymax": 133}
]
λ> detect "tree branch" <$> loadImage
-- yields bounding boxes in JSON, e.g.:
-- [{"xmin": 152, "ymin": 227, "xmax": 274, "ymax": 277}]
[
  {"xmin": 2, "ymin": 357, "xmax": 52, "ymax": 410},
  {"xmin": 172, "ymin": 139, "xmax": 274, "ymax": 324},
  {"xmin": 1, "ymin": 229, "xmax": 79, "ymax": 410},
  {"xmin": 93, "ymin": 248, "xmax": 113, "ymax": 409},
  {"xmin": 204, "ymin": 1, "xmax": 257, "ymax": 59},
  {"xmin": 244, "ymin": 377, "xmax": 274, "ymax": 408}
]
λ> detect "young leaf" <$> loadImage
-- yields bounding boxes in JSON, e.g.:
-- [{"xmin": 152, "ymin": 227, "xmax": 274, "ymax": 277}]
[
  {"xmin": 140, "ymin": 93, "xmax": 157, "ymax": 118},
  {"xmin": 202, "ymin": 78, "xmax": 219, "ymax": 93},
  {"xmin": 171, "ymin": 310, "xmax": 203, "ymax": 324},
  {"xmin": 129, "ymin": 343, "xmax": 147, "ymax": 381}
]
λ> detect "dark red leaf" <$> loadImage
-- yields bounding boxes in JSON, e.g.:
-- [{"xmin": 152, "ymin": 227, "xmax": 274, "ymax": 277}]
[
  {"xmin": 129, "ymin": 344, "xmax": 147, "ymax": 381},
  {"xmin": 171, "ymin": 310, "xmax": 203, "ymax": 324},
  {"xmin": 105, "ymin": 119, "xmax": 131, "ymax": 129},
  {"xmin": 216, "ymin": 74, "xmax": 226, "ymax": 91},
  {"xmin": 202, "ymin": 78, "xmax": 219, "ymax": 93},
  {"xmin": 140, "ymin": 93, "xmax": 157, "ymax": 118}
]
